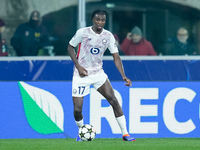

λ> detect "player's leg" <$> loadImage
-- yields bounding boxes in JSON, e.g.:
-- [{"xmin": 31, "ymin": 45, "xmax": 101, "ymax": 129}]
[
  {"xmin": 97, "ymin": 79, "xmax": 123, "ymax": 117},
  {"xmin": 73, "ymin": 96, "xmax": 84, "ymax": 141},
  {"xmin": 73, "ymin": 96, "xmax": 84, "ymax": 125},
  {"xmin": 72, "ymin": 74, "xmax": 92, "ymax": 141},
  {"xmin": 97, "ymin": 79, "xmax": 135, "ymax": 141},
  {"xmin": 72, "ymin": 75, "xmax": 90, "ymax": 127}
]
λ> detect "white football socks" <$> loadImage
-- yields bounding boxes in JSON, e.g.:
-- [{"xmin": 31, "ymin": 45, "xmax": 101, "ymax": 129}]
[
  {"xmin": 75, "ymin": 119, "xmax": 84, "ymax": 129},
  {"xmin": 116, "ymin": 115, "xmax": 129, "ymax": 136},
  {"xmin": 76, "ymin": 116, "xmax": 128, "ymax": 136}
]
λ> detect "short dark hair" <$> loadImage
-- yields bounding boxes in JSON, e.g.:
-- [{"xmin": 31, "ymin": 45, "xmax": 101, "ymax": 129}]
[{"xmin": 91, "ymin": 9, "xmax": 107, "ymax": 21}]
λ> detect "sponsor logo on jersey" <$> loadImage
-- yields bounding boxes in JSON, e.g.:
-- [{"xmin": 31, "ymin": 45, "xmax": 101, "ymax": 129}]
[{"xmin": 90, "ymin": 48, "xmax": 100, "ymax": 55}]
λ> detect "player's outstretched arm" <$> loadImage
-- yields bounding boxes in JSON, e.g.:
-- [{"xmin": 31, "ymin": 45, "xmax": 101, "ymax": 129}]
[
  {"xmin": 112, "ymin": 53, "xmax": 132, "ymax": 87},
  {"xmin": 68, "ymin": 44, "xmax": 88, "ymax": 77}
]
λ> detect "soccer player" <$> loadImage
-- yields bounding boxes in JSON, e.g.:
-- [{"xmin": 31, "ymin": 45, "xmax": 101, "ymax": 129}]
[{"xmin": 68, "ymin": 9, "xmax": 135, "ymax": 141}]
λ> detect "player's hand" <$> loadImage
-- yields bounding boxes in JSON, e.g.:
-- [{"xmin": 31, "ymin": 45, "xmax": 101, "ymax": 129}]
[
  {"xmin": 127, "ymin": 32, "xmax": 132, "ymax": 40},
  {"xmin": 77, "ymin": 66, "xmax": 88, "ymax": 77},
  {"xmin": 123, "ymin": 77, "xmax": 132, "ymax": 87}
]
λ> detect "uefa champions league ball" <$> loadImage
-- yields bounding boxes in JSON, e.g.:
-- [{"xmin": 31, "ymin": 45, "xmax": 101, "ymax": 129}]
[{"xmin": 78, "ymin": 124, "xmax": 96, "ymax": 141}]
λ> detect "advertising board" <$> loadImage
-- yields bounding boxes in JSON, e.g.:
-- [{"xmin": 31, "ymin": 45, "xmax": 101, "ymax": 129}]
[{"xmin": 1, "ymin": 81, "xmax": 199, "ymax": 138}]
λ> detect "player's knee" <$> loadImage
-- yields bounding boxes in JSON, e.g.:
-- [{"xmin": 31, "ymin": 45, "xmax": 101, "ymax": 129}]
[
  {"xmin": 74, "ymin": 107, "xmax": 82, "ymax": 114},
  {"xmin": 106, "ymin": 93, "xmax": 115, "ymax": 101},
  {"xmin": 108, "ymin": 98, "xmax": 119, "ymax": 106}
]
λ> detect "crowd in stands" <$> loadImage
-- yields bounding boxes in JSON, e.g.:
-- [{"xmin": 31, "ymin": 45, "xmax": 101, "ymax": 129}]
[
  {"xmin": 0, "ymin": 11, "xmax": 198, "ymax": 56},
  {"xmin": 111, "ymin": 26, "xmax": 197, "ymax": 56}
]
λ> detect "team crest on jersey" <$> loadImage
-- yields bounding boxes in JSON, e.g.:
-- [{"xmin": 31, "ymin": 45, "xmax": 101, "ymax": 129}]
[
  {"xmin": 35, "ymin": 32, "xmax": 41, "ymax": 38},
  {"xmin": 102, "ymin": 39, "xmax": 107, "ymax": 45},
  {"xmin": 73, "ymin": 89, "xmax": 77, "ymax": 94}
]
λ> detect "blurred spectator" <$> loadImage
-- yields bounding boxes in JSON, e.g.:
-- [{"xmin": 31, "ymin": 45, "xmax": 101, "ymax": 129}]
[
  {"xmin": 121, "ymin": 26, "xmax": 157, "ymax": 55},
  {"xmin": 0, "ymin": 19, "xmax": 8, "ymax": 56},
  {"xmin": 11, "ymin": 11, "xmax": 51, "ymax": 56},
  {"xmin": 164, "ymin": 27, "xmax": 197, "ymax": 55},
  {"xmin": 104, "ymin": 33, "xmax": 124, "ymax": 55}
]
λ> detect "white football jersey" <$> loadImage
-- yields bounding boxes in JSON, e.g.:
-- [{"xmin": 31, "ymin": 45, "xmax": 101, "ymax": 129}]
[{"xmin": 69, "ymin": 26, "xmax": 118, "ymax": 76}]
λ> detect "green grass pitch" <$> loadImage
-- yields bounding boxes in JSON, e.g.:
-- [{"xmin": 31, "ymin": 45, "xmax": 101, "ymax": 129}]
[{"xmin": 0, "ymin": 138, "xmax": 200, "ymax": 150}]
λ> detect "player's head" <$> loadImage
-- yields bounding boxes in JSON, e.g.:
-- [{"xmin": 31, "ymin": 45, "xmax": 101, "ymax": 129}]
[
  {"xmin": 91, "ymin": 9, "xmax": 107, "ymax": 32},
  {"xmin": 91, "ymin": 9, "xmax": 107, "ymax": 21}
]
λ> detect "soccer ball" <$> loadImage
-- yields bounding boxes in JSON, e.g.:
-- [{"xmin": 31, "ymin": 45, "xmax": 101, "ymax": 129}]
[{"xmin": 78, "ymin": 124, "xmax": 96, "ymax": 141}]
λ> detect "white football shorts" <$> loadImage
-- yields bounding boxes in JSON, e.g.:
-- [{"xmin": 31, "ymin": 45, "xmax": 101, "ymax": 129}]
[{"xmin": 72, "ymin": 70, "xmax": 108, "ymax": 97}]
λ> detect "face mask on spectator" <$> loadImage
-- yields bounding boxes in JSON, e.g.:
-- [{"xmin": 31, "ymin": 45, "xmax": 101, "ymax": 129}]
[
  {"xmin": 29, "ymin": 19, "xmax": 40, "ymax": 27},
  {"xmin": 178, "ymin": 37, "xmax": 188, "ymax": 44}
]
